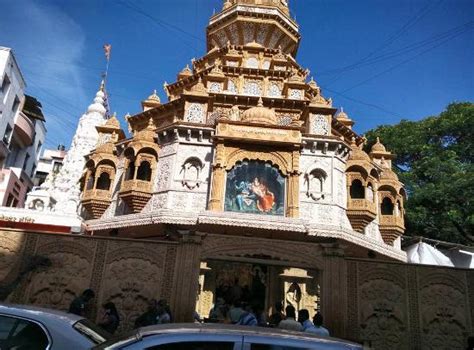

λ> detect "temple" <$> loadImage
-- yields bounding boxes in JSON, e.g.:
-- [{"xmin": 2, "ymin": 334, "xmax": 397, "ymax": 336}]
[{"xmin": 81, "ymin": 0, "xmax": 406, "ymax": 322}]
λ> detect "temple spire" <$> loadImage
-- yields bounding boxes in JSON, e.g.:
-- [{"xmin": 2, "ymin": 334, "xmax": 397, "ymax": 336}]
[{"xmin": 27, "ymin": 79, "xmax": 108, "ymax": 215}]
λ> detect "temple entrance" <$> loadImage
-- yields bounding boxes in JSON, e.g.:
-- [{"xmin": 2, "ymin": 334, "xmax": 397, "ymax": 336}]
[{"xmin": 196, "ymin": 259, "xmax": 321, "ymax": 324}]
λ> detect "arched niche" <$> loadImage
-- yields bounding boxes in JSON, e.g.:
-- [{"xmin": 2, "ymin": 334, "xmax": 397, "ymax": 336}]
[
  {"xmin": 304, "ymin": 168, "xmax": 327, "ymax": 201},
  {"xmin": 350, "ymin": 179, "xmax": 365, "ymax": 199},
  {"xmin": 181, "ymin": 157, "xmax": 204, "ymax": 190}
]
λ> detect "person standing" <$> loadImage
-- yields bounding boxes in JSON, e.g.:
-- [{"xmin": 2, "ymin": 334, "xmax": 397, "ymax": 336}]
[
  {"xmin": 98, "ymin": 302, "xmax": 120, "ymax": 334},
  {"xmin": 135, "ymin": 299, "xmax": 158, "ymax": 328},
  {"xmin": 156, "ymin": 300, "xmax": 171, "ymax": 324},
  {"xmin": 298, "ymin": 309, "xmax": 318, "ymax": 333},
  {"xmin": 312, "ymin": 313, "xmax": 330, "ymax": 337},
  {"xmin": 68, "ymin": 289, "xmax": 95, "ymax": 317},
  {"xmin": 278, "ymin": 305, "xmax": 302, "ymax": 332},
  {"xmin": 268, "ymin": 301, "xmax": 285, "ymax": 327},
  {"xmin": 236, "ymin": 303, "xmax": 258, "ymax": 326}
]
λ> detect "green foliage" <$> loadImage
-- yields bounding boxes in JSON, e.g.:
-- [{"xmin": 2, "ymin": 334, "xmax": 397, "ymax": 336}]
[{"xmin": 364, "ymin": 102, "xmax": 474, "ymax": 244}]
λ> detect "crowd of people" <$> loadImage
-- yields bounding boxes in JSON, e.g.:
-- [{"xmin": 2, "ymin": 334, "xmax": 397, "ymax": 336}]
[
  {"xmin": 208, "ymin": 300, "xmax": 329, "ymax": 337},
  {"xmin": 67, "ymin": 289, "xmax": 172, "ymax": 334},
  {"xmin": 67, "ymin": 289, "xmax": 329, "ymax": 338}
]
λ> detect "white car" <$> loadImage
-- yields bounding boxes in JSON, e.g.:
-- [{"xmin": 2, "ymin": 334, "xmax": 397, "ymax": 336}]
[
  {"xmin": 0, "ymin": 303, "xmax": 110, "ymax": 349},
  {"xmin": 94, "ymin": 324, "xmax": 363, "ymax": 350}
]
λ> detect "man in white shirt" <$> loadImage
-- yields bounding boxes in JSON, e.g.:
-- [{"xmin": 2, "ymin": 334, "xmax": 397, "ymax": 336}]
[{"xmin": 278, "ymin": 305, "xmax": 303, "ymax": 332}]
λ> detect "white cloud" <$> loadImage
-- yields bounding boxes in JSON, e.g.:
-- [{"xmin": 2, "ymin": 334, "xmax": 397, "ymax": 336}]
[{"xmin": 0, "ymin": 0, "xmax": 88, "ymax": 148}]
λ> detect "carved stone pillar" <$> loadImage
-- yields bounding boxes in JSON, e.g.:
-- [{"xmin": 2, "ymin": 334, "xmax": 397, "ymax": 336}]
[
  {"xmin": 321, "ymin": 245, "xmax": 347, "ymax": 339},
  {"xmin": 286, "ymin": 172, "xmax": 300, "ymax": 218},
  {"xmin": 170, "ymin": 234, "xmax": 202, "ymax": 322},
  {"xmin": 209, "ymin": 166, "xmax": 226, "ymax": 211}
]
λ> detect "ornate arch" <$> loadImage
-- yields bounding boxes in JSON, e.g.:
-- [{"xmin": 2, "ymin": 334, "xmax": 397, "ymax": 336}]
[
  {"xmin": 225, "ymin": 149, "xmax": 291, "ymax": 175},
  {"xmin": 201, "ymin": 236, "xmax": 324, "ymax": 268}
]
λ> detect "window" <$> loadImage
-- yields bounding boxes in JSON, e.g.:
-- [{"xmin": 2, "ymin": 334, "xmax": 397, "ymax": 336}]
[
  {"xmin": 3, "ymin": 124, "xmax": 12, "ymax": 144},
  {"xmin": 96, "ymin": 172, "xmax": 111, "ymax": 190},
  {"xmin": 1, "ymin": 75, "xmax": 11, "ymax": 102},
  {"xmin": 147, "ymin": 341, "xmax": 235, "ymax": 350},
  {"xmin": 350, "ymin": 179, "xmax": 365, "ymax": 199},
  {"xmin": 125, "ymin": 161, "xmax": 135, "ymax": 180},
  {"xmin": 22, "ymin": 153, "xmax": 30, "ymax": 171},
  {"xmin": 12, "ymin": 96, "xmax": 20, "ymax": 114},
  {"xmin": 0, "ymin": 315, "xmax": 49, "ymax": 349},
  {"xmin": 30, "ymin": 164, "xmax": 36, "ymax": 178},
  {"xmin": 36, "ymin": 141, "xmax": 42, "ymax": 154},
  {"xmin": 86, "ymin": 172, "xmax": 95, "ymax": 190},
  {"xmin": 53, "ymin": 162, "xmax": 62, "ymax": 173},
  {"xmin": 137, "ymin": 161, "xmax": 152, "ymax": 181},
  {"xmin": 381, "ymin": 197, "xmax": 394, "ymax": 215}
]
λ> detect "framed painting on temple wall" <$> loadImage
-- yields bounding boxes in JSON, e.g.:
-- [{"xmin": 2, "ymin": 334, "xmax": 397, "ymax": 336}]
[{"xmin": 224, "ymin": 160, "xmax": 285, "ymax": 216}]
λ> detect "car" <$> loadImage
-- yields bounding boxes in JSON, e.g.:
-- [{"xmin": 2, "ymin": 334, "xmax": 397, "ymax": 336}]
[
  {"xmin": 93, "ymin": 323, "xmax": 363, "ymax": 350},
  {"xmin": 0, "ymin": 303, "xmax": 111, "ymax": 349}
]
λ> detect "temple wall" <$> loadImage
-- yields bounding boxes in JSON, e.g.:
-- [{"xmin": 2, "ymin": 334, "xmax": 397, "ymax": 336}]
[{"xmin": 1, "ymin": 230, "xmax": 472, "ymax": 349}]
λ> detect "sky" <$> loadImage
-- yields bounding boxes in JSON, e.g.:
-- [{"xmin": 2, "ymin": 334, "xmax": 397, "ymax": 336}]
[{"xmin": 0, "ymin": 0, "xmax": 473, "ymax": 149}]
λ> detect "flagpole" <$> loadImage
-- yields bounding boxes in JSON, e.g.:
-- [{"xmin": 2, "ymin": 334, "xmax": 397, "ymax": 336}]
[{"xmin": 102, "ymin": 44, "xmax": 112, "ymax": 118}]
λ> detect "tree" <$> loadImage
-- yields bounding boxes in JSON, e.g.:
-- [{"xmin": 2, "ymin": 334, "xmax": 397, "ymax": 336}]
[{"xmin": 364, "ymin": 102, "xmax": 474, "ymax": 245}]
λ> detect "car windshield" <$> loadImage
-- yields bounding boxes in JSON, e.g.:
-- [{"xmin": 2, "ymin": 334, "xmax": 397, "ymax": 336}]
[{"xmin": 73, "ymin": 319, "xmax": 111, "ymax": 344}]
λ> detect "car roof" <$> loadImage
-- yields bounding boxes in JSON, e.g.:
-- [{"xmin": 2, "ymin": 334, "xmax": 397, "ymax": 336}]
[
  {"xmin": 95, "ymin": 323, "xmax": 362, "ymax": 349},
  {"xmin": 0, "ymin": 302, "xmax": 84, "ymax": 325}
]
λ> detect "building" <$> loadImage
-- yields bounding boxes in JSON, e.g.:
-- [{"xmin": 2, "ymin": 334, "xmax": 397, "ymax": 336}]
[
  {"xmin": 0, "ymin": 80, "xmax": 106, "ymax": 233},
  {"xmin": 0, "ymin": 47, "xmax": 46, "ymax": 208},
  {"xmin": 33, "ymin": 145, "xmax": 67, "ymax": 187},
  {"xmin": 81, "ymin": 0, "xmax": 407, "ymax": 323}
]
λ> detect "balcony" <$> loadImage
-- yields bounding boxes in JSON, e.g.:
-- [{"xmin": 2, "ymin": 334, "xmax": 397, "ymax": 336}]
[
  {"xmin": 379, "ymin": 215, "xmax": 405, "ymax": 245},
  {"xmin": 82, "ymin": 189, "xmax": 112, "ymax": 219},
  {"xmin": 119, "ymin": 179, "xmax": 152, "ymax": 213},
  {"xmin": 346, "ymin": 198, "xmax": 377, "ymax": 232},
  {"xmin": 13, "ymin": 112, "xmax": 35, "ymax": 146}
]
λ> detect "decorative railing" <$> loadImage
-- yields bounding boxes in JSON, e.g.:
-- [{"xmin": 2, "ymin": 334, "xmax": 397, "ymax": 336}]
[
  {"xmin": 347, "ymin": 198, "xmax": 377, "ymax": 214},
  {"xmin": 120, "ymin": 179, "xmax": 152, "ymax": 193},
  {"xmin": 82, "ymin": 189, "xmax": 112, "ymax": 201},
  {"xmin": 380, "ymin": 215, "xmax": 404, "ymax": 228}
]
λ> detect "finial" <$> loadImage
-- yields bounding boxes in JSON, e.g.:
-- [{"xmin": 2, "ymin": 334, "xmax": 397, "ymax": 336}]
[
  {"xmin": 99, "ymin": 79, "xmax": 105, "ymax": 92},
  {"xmin": 376, "ymin": 136, "xmax": 380, "ymax": 143},
  {"xmin": 257, "ymin": 97, "xmax": 264, "ymax": 107}
]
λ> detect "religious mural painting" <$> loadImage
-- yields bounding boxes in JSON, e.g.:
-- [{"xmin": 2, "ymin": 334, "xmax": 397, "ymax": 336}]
[{"xmin": 224, "ymin": 161, "xmax": 285, "ymax": 216}]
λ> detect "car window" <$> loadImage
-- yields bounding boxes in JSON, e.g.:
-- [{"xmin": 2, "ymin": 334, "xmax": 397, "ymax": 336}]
[
  {"xmin": 0, "ymin": 314, "xmax": 49, "ymax": 350},
  {"xmin": 147, "ymin": 341, "xmax": 236, "ymax": 350}
]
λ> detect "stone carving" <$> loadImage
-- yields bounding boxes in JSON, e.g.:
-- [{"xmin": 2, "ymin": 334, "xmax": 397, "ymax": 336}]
[
  {"xmin": 155, "ymin": 157, "xmax": 173, "ymax": 192},
  {"xmin": 208, "ymin": 82, "xmax": 222, "ymax": 93},
  {"xmin": 243, "ymin": 80, "xmax": 262, "ymax": 96},
  {"xmin": 304, "ymin": 169, "xmax": 327, "ymax": 201},
  {"xmin": 181, "ymin": 158, "xmax": 203, "ymax": 190},
  {"xmin": 246, "ymin": 57, "xmax": 259, "ymax": 68},
  {"xmin": 419, "ymin": 271, "xmax": 469, "ymax": 349},
  {"xmin": 358, "ymin": 265, "xmax": 408, "ymax": 349},
  {"xmin": 186, "ymin": 103, "xmax": 205, "ymax": 123},
  {"xmin": 311, "ymin": 114, "xmax": 330, "ymax": 136},
  {"xmin": 289, "ymin": 89, "xmax": 303, "ymax": 100},
  {"xmin": 0, "ymin": 234, "xmax": 24, "ymax": 282},
  {"xmin": 268, "ymin": 82, "xmax": 282, "ymax": 97},
  {"xmin": 227, "ymin": 79, "xmax": 238, "ymax": 94}
]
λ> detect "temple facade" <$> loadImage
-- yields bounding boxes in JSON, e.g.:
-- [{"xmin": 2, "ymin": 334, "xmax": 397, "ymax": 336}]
[{"xmin": 81, "ymin": 0, "xmax": 406, "ymax": 321}]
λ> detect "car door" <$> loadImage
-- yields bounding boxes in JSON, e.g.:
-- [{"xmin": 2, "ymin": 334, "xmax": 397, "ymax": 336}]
[
  {"xmin": 122, "ymin": 333, "xmax": 243, "ymax": 350},
  {"xmin": 242, "ymin": 335, "xmax": 360, "ymax": 350}
]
